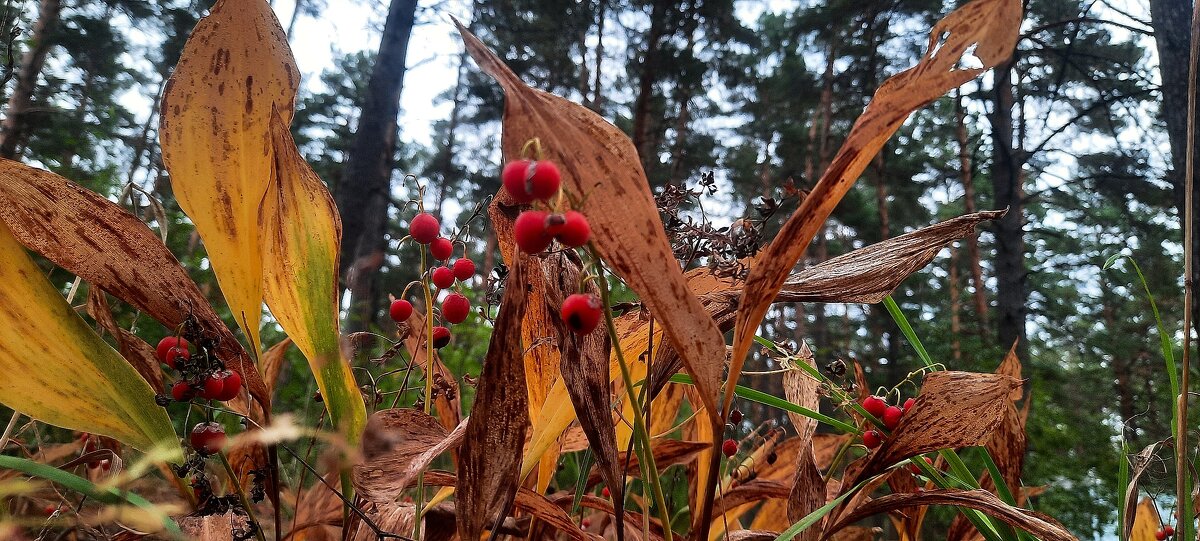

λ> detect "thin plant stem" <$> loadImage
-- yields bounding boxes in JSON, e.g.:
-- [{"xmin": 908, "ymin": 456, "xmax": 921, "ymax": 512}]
[
  {"xmin": 1181, "ymin": 0, "xmax": 1200, "ymax": 535},
  {"xmin": 0, "ymin": 410, "xmax": 20, "ymax": 451},
  {"xmin": 218, "ymin": 452, "xmax": 267, "ymax": 541}
]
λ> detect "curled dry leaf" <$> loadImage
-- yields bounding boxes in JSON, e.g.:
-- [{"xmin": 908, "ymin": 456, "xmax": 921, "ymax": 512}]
[
  {"xmin": 563, "ymin": 493, "xmax": 667, "ymax": 541},
  {"xmin": 86, "ymin": 287, "xmax": 161, "ymax": 391},
  {"xmin": 417, "ymin": 471, "xmax": 600, "ymax": 541},
  {"xmin": 456, "ymin": 257, "xmax": 530, "ymax": 541},
  {"xmin": 260, "ymin": 337, "xmax": 294, "ymax": 398},
  {"xmin": 726, "ymin": 531, "xmax": 779, "ymax": 541},
  {"xmin": 0, "ymin": 159, "xmax": 268, "ymax": 413},
  {"xmin": 160, "ymin": 0, "xmax": 299, "ymax": 355},
  {"xmin": 726, "ymin": 0, "xmax": 1022, "ymax": 417},
  {"xmin": 1122, "ymin": 443, "xmax": 1163, "ymax": 541},
  {"xmin": 586, "ymin": 440, "xmax": 711, "ymax": 487},
  {"xmin": 714, "ymin": 479, "xmax": 791, "ymax": 515},
  {"xmin": 353, "ymin": 408, "xmax": 468, "ymax": 504},
  {"xmin": 263, "ymin": 110, "xmax": 366, "ymax": 441},
  {"xmin": 821, "ymin": 489, "xmax": 1077, "ymax": 541},
  {"xmin": 456, "ymin": 21, "xmax": 726, "ymax": 424}
]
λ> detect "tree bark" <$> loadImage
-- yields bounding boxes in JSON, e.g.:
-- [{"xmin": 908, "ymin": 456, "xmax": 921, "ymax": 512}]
[
  {"xmin": 1148, "ymin": 0, "xmax": 1200, "ymax": 339},
  {"xmin": 337, "ymin": 0, "xmax": 419, "ymax": 331},
  {"xmin": 989, "ymin": 55, "xmax": 1028, "ymax": 358},
  {"xmin": 0, "ymin": 0, "xmax": 61, "ymax": 159},
  {"xmin": 631, "ymin": 0, "xmax": 668, "ymax": 166},
  {"xmin": 956, "ymin": 92, "xmax": 990, "ymax": 330},
  {"xmin": 949, "ymin": 244, "xmax": 962, "ymax": 362}
]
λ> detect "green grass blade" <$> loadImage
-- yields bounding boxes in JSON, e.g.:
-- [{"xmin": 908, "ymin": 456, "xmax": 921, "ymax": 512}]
[
  {"xmin": 884, "ymin": 296, "xmax": 935, "ymax": 368},
  {"xmin": 666, "ymin": 374, "xmax": 859, "ymax": 434}
]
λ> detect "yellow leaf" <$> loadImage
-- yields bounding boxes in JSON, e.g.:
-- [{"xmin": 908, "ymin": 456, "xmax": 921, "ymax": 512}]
[
  {"xmin": 0, "ymin": 220, "xmax": 177, "ymax": 452},
  {"xmin": 263, "ymin": 111, "xmax": 366, "ymax": 442},
  {"xmin": 1131, "ymin": 498, "xmax": 1161, "ymax": 541},
  {"xmin": 159, "ymin": 0, "xmax": 301, "ymax": 355}
]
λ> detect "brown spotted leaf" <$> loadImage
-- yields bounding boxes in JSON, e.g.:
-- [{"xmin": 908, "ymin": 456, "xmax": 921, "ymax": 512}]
[
  {"xmin": 456, "ymin": 256, "xmax": 530, "ymax": 541},
  {"xmin": 420, "ymin": 471, "xmax": 600, "ymax": 541},
  {"xmin": 0, "ymin": 159, "xmax": 268, "ymax": 413},
  {"xmin": 86, "ymin": 287, "xmax": 161, "ymax": 391},
  {"xmin": 586, "ymin": 440, "xmax": 712, "ymax": 486},
  {"xmin": 457, "ymin": 21, "xmax": 726, "ymax": 422},
  {"xmin": 822, "ymin": 489, "xmax": 1076, "ymax": 541},
  {"xmin": 1130, "ymin": 498, "xmax": 1161, "ymax": 541},
  {"xmin": 726, "ymin": 0, "xmax": 1022, "ymax": 416},
  {"xmin": 353, "ymin": 409, "xmax": 469, "ymax": 504},
  {"xmin": 727, "ymin": 531, "xmax": 779, "ymax": 541}
]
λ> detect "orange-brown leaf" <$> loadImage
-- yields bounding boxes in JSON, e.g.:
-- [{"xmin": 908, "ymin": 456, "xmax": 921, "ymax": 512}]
[
  {"xmin": 354, "ymin": 408, "xmax": 468, "ymax": 504},
  {"xmin": 822, "ymin": 489, "xmax": 1076, "ymax": 541}
]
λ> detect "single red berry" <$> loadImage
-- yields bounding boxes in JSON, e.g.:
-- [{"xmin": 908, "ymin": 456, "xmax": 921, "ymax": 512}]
[
  {"xmin": 515, "ymin": 210, "xmax": 553, "ymax": 253},
  {"xmin": 862, "ymin": 430, "xmax": 883, "ymax": 449},
  {"xmin": 729, "ymin": 409, "xmax": 743, "ymax": 424},
  {"xmin": 556, "ymin": 211, "xmax": 591, "ymax": 247},
  {"xmin": 432, "ymin": 326, "xmax": 452, "ymax": 349},
  {"xmin": 430, "ymin": 237, "xmax": 454, "ymax": 260},
  {"xmin": 502, "ymin": 159, "xmax": 536, "ymax": 203},
  {"xmin": 903, "ymin": 397, "xmax": 916, "ymax": 411},
  {"xmin": 156, "ymin": 336, "xmax": 189, "ymax": 363},
  {"xmin": 1164, "ymin": 526, "xmax": 1175, "ymax": 537},
  {"xmin": 601, "ymin": 487, "xmax": 610, "ymax": 497},
  {"xmin": 502, "ymin": 159, "xmax": 561, "ymax": 202},
  {"xmin": 409, "ymin": 213, "xmax": 440, "ymax": 244},
  {"xmin": 442, "ymin": 293, "xmax": 470, "ymax": 324},
  {"xmin": 862, "ymin": 395, "xmax": 888, "ymax": 418},
  {"xmin": 908, "ymin": 456, "xmax": 934, "ymax": 474},
  {"xmin": 581, "ymin": 519, "xmax": 591, "ymax": 529},
  {"xmin": 561, "ymin": 293, "xmax": 603, "ymax": 334},
  {"xmin": 1157, "ymin": 531, "xmax": 1167, "ymax": 541},
  {"xmin": 722, "ymin": 438, "xmax": 738, "ymax": 457},
  {"xmin": 44, "ymin": 504, "xmax": 57, "ymax": 516},
  {"xmin": 189, "ymin": 422, "xmax": 226, "ymax": 455},
  {"xmin": 201, "ymin": 373, "xmax": 225, "ymax": 400},
  {"xmin": 431, "ymin": 266, "xmax": 455, "ymax": 289},
  {"xmin": 390, "ymin": 299, "xmax": 413, "ymax": 322},
  {"xmin": 452, "ymin": 258, "xmax": 476, "ymax": 281},
  {"xmin": 165, "ymin": 346, "xmax": 190, "ymax": 369},
  {"xmin": 171, "ymin": 380, "xmax": 194, "ymax": 402},
  {"xmin": 883, "ymin": 406, "xmax": 904, "ymax": 429},
  {"xmin": 217, "ymin": 370, "xmax": 242, "ymax": 401}
]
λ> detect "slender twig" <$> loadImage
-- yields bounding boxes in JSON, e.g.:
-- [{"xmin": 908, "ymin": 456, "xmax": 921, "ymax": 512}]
[
  {"xmin": 0, "ymin": 411, "xmax": 19, "ymax": 451},
  {"xmin": 217, "ymin": 453, "xmax": 267, "ymax": 541},
  {"xmin": 1180, "ymin": 0, "xmax": 1200, "ymax": 535}
]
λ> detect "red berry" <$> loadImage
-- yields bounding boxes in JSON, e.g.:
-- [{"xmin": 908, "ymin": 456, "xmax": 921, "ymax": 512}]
[
  {"xmin": 171, "ymin": 380, "xmax": 194, "ymax": 402},
  {"xmin": 908, "ymin": 456, "xmax": 934, "ymax": 474},
  {"xmin": 390, "ymin": 299, "xmax": 413, "ymax": 322},
  {"xmin": 502, "ymin": 159, "xmax": 561, "ymax": 202},
  {"xmin": 44, "ymin": 504, "xmax": 57, "ymax": 516},
  {"xmin": 452, "ymin": 258, "xmax": 476, "ymax": 281},
  {"xmin": 1165, "ymin": 526, "xmax": 1176, "ymax": 536},
  {"xmin": 581, "ymin": 519, "xmax": 591, "ymax": 529},
  {"xmin": 432, "ymin": 326, "xmax": 452, "ymax": 349},
  {"xmin": 515, "ymin": 211, "xmax": 553, "ymax": 253},
  {"xmin": 883, "ymin": 406, "xmax": 904, "ymax": 429},
  {"xmin": 561, "ymin": 293, "xmax": 603, "ymax": 334},
  {"xmin": 201, "ymin": 374, "xmax": 224, "ymax": 400},
  {"xmin": 409, "ymin": 213, "xmax": 440, "ymax": 244},
  {"xmin": 601, "ymin": 487, "xmax": 610, "ymax": 497},
  {"xmin": 189, "ymin": 422, "xmax": 226, "ymax": 455},
  {"xmin": 217, "ymin": 370, "xmax": 242, "ymax": 401},
  {"xmin": 722, "ymin": 438, "xmax": 738, "ymax": 457},
  {"xmin": 442, "ymin": 293, "xmax": 470, "ymax": 324},
  {"xmin": 556, "ymin": 211, "xmax": 591, "ymax": 247},
  {"xmin": 430, "ymin": 237, "xmax": 453, "ymax": 260},
  {"xmin": 903, "ymin": 397, "xmax": 916, "ymax": 411},
  {"xmin": 165, "ymin": 346, "xmax": 189, "ymax": 369},
  {"xmin": 156, "ymin": 336, "xmax": 189, "ymax": 363},
  {"xmin": 862, "ymin": 430, "xmax": 883, "ymax": 449},
  {"xmin": 729, "ymin": 409, "xmax": 743, "ymax": 424},
  {"xmin": 1157, "ymin": 531, "xmax": 1167, "ymax": 541},
  {"xmin": 431, "ymin": 267, "xmax": 455, "ymax": 289},
  {"xmin": 862, "ymin": 395, "xmax": 887, "ymax": 418}
]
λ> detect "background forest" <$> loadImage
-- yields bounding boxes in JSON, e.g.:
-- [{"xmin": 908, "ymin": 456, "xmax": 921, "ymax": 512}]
[{"xmin": 0, "ymin": 0, "xmax": 1187, "ymax": 537}]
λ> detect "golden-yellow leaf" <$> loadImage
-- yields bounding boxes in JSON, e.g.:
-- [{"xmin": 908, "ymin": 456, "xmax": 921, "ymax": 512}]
[
  {"xmin": 0, "ymin": 220, "xmax": 177, "ymax": 452},
  {"xmin": 160, "ymin": 0, "xmax": 300, "ymax": 355}
]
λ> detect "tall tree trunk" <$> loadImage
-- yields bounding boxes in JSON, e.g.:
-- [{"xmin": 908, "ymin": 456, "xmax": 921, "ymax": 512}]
[
  {"xmin": 1148, "ymin": 0, "xmax": 1200, "ymax": 339},
  {"xmin": 949, "ymin": 244, "xmax": 962, "ymax": 362},
  {"xmin": 337, "ymin": 0, "xmax": 419, "ymax": 331},
  {"xmin": 435, "ymin": 50, "xmax": 467, "ymax": 222},
  {"xmin": 989, "ymin": 56, "xmax": 1028, "ymax": 358},
  {"xmin": 956, "ymin": 92, "xmax": 990, "ymax": 330},
  {"xmin": 0, "ymin": 0, "xmax": 61, "ymax": 159},
  {"xmin": 631, "ymin": 0, "xmax": 668, "ymax": 167},
  {"xmin": 589, "ymin": 0, "xmax": 606, "ymax": 111}
]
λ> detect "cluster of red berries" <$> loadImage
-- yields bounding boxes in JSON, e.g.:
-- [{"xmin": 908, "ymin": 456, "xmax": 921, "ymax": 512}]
[
  {"xmin": 390, "ymin": 212, "xmax": 479, "ymax": 349},
  {"xmin": 503, "ymin": 159, "xmax": 592, "ymax": 254},
  {"xmin": 1156, "ymin": 526, "xmax": 1176, "ymax": 540},
  {"xmin": 860, "ymin": 394, "xmax": 916, "ymax": 449},
  {"xmin": 158, "ymin": 336, "xmax": 242, "ymax": 403}
]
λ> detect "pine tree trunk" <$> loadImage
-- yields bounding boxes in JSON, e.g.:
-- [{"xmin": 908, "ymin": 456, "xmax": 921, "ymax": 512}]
[
  {"xmin": 1148, "ymin": 0, "xmax": 1200, "ymax": 339},
  {"xmin": 989, "ymin": 56, "xmax": 1028, "ymax": 358},
  {"xmin": 589, "ymin": 0, "xmax": 605, "ymax": 111},
  {"xmin": 631, "ymin": 0, "xmax": 668, "ymax": 166},
  {"xmin": 337, "ymin": 0, "xmax": 419, "ymax": 331},
  {"xmin": 949, "ymin": 244, "xmax": 962, "ymax": 362},
  {"xmin": 956, "ymin": 92, "xmax": 990, "ymax": 330},
  {"xmin": 0, "ymin": 0, "xmax": 61, "ymax": 159}
]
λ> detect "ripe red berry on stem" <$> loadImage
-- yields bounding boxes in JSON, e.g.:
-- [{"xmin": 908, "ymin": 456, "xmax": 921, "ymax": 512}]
[
  {"xmin": 1164, "ymin": 526, "xmax": 1175, "ymax": 537},
  {"xmin": 862, "ymin": 430, "xmax": 883, "ymax": 449},
  {"xmin": 561, "ymin": 294, "xmax": 603, "ymax": 334},
  {"xmin": 1157, "ymin": 531, "xmax": 1167, "ymax": 541},
  {"xmin": 430, "ymin": 237, "xmax": 453, "ymax": 260},
  {"xmin": 729, "ymin": 409, "xmax": 743, "ymax": 424},
  {"xmin": 883, "ymin": 406, "xmax": 904, "ymax": 429},
  {"xmin": 189, "ymin": 422, "xmax": 226, "ymax": 455},
  {"xmin": 452, "ymin": 258, "xmax": 476, "ymax": 281},
  {"xmin": 164, "ymin": 346, "xmax": 189, "ymax": 369},
  {"xmin": 201, "ymin": 374, "xmax": 224, "ymax": 400},
  {"xmin": 515, "ymin": 211, "xmax": 553, "ymax": 253},
  {"xmin": 432, "ymin": 326, "xmax": 452, "ymax": 349},
  {"xmin": 431, "ymin": 267, "xmax": 455, "ymax": 289},
  {"xmin": 442, "ymin": 293, "xmax": 470, "ymax": 324},
  {"xmin": 171, "ymin": 380, "xmax": 194, "ymax": 402},
  {"xmin": 903, "ymin": 397, "xmax": 915, "ymax": 411},
  {"xmin": 908, "ymin": 456, "xmax": 934, "ymax": 474},
  {"xmin": 556, "ymin": 211, "xmax": 591, "ymax": 247},
  {"xmin": 217, "ymin": 370, "xmax": 242, "ymax": 401},
  {"xmin": 862, "ymin": 395, "xmax": 887, "ymax": 418},
  {"xmin": 409, "ymin": 213, "xmax": 440, "ymax": 244},
  {"xmin": 602, "ymin": 487, "xmax": 610, "ymax": 497},
  {"xmin": 157, "ymin": 336, "xmax": 189, "ymax": 368},
  {"xmin": 502, "ymin": 159, "xmax": 561, "ymax": 203},
  {"xmin": 721, "ymin": 438, "xmax": 738, "ymax": 457},
  {"xmin": 390, "ymin": 299, "xmax": 413, "ymax": 322}
]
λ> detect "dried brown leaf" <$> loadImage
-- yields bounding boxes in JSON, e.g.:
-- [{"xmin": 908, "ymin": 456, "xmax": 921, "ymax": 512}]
[
  {"xmin": 86, "ymin": 287, "xmax": 162, "ymax": 391},
  {"xmin": 1122, "ymin": 443, "xmax": 1163, "ymax": 541},
  {"xmin": 420, "ymin": 471, "xmax": 600, "ymax": 541},
  {"xmin": 822, "ymin": 489, "xmax": 1076, "ymax": 541},
  {"xmin": 586, "ymin": 440, "xmax": 711, "ymax": 486},
  {"xmin": 260, "ymin": 337, "xmax": 293, "ymax": 398},
  {"xmin": 0, "ymin": 159, "xmax": 268, "ymax": 413},
  {"xmin": 456, "ymin": 257, "xmax": 530, "ymax": 541},
  {"xmin": 726, "ymin": 530, "xmax": 780, "ymax": 541},
  {"xmin": 354, "ymin": 408, "xmax": 467, "ymax": 504}
]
